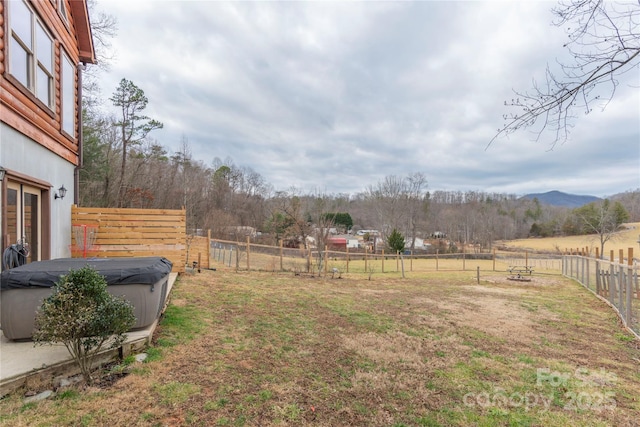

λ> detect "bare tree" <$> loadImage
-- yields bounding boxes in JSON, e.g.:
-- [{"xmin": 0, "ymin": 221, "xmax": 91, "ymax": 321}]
[
  {"xmin": 404, "ymin": 173, "xmax": 429, "ymax": 250},
  {"xmin": 365, "ymin": 174, "xmax": 429, "ymax": 249},
  {"xmin": 83, "ymin": 0, "xmax": 118, "ymax": 109},
  {"xmin": 574, "ymin": 199, "xmax": 629, "ymax": 257},
  {"xmin": 491, "ymin": 0, "xmax": 640, "ymax": 147},
  {"xmin": 109, "ymin": 79, "xmax": 163, "ymax": 207},
  {"xmin": 268, "ymin": 188, "xmax": 313, "ymax": 249}
]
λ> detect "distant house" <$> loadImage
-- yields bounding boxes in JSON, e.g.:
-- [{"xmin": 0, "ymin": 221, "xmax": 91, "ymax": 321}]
[
  {"xmin": 345, "ymin": 236, "xmax": 359, "ymax": 249},
  {"xmin": 409, "ymin": 237, "xmax": 424, "ymax": 249},
  {"xmin": 356, "ymin": 229, "xmax": 379, "ymax": 236},
  {"xmin": 327, "ymin": 237, "xmax": 346, "ymax": 249},
  {"xmin": 405, "ymin": 237, "xmax": 432, "ymax": 251},
  {"xmin": 1, "ymin": 0, "xmax": 96, "ymax": 267},
  {"xmin": 326, "ymin": 235, "xmax": 359, "ymax": 250}
]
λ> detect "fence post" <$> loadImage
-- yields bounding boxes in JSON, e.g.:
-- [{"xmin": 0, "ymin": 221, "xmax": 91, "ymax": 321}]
[
  {"xmin": 246, "ymin": 237, "xmax": 251, "ymax": 271},
  {"xmin": 619, "ymin": 249, "xmax": 624, "ymax": 265},
  {"xmin": 346, "ymin": 246, "xmax": 350, "ymax": 273},
  {"xmin": 462, "ymin": 245, "xmax": 466, "ymax": 271},
  {"xmin": 618, "ymin": 264, "xmax": 624, "ymax": 319},
  {"xmin": 279, "ymin": 240, "xmax": 283, "ymax": 271},
  {"xmin": 596, "ymin": 257, "xmax": 601, "ymax": 295},
  {"xmin": 609, "ymin": 262, "xmax": 615, "ymax": 305},
  {"xmin": 381, "ymin": 249, "xmax": 385, "ymax": 273},
  {"xmin": 570, "ymin": 254, "xmax": 573, "ymax": 277},
  {"xmin": 586, "ymin": 255, "xmax": 590, "ymax": 290},
  {"xmin": 206, "ymin": 230, "xmax": 211, "ymax": 267},
  {"xmin": 324, "ymin": 245, "xmax": 328, "ymax": 276},
  {"xmin": 477, "ymin": 266, "xmax": 480, "ymax": 284},
  {"xmin": 365, "ymin": 246, "xmax": 368, "ymax": 273},
  {"xmin": 493, "ymin": 249, "xmax": 496, "ymax": 272},
  {"xmin": 626, "ymin": 248, "xmax": 633, "ymax": 327}
]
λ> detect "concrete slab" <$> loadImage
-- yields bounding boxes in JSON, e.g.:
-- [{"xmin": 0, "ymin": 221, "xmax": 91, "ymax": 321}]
[{"xmin": 0, "ymin": 272, "xmax": 177, "ymax": 396}]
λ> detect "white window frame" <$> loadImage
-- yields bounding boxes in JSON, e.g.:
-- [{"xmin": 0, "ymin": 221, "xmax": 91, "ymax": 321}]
[
  {"xmin": 58, "ymin": 0, "xmax": 69, "ymax": 23},
  {"xmin": 61, "ymin": 51, "xmax": 76, "ymax": 137},
  {"xmin": 8, "ymin": 0, "xmax": 55, "ymax": 109}
]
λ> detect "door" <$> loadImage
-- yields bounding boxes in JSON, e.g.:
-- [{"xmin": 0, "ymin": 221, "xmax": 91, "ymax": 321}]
[{"xmin": 6, "ymin": 181, "xmax": 41, "ymax": 263}]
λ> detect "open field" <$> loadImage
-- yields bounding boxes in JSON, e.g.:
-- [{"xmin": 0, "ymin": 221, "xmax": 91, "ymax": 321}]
[
  {"xmin": 220, "ymin": 247, "xmax": 563, "ymax": 275},
  {"xmin": 498, "ymin": 223, "xmax": 640, "ymax": 258},
  {"xmin": 1, "ymin": 268, "xmax": 639, "ymax": 426}
]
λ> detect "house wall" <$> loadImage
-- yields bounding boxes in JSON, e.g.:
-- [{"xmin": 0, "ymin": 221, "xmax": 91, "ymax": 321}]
[
  {"xmin": 0, "ymin": 0, "xmax": 94, "ymax": 262},
  {"xmin": 0, "ymin": 0, "xmax": 83, "ymax": 164},
  {"xmin": 1, "ymin": 123, "xmax": 74, "ymax": 259},
  {"xmin": 346, "ymin": 238, "xmax": 359, "ymax": 249}
]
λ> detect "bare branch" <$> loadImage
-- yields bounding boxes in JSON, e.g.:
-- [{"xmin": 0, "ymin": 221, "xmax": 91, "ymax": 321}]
[{"xmin": 490, "ymin": 0, "xmax": 640, "ymax": 149}]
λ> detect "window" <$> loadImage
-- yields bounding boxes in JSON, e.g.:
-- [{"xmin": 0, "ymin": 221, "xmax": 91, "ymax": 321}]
[
  {"xmin": 62, "ymin": 52, "xmax": 75, "ymax": 136},
  {"xmin": 8, "ymin": 0, "xmax": 54, "ymax": 108},
  {"xmin": 58, "ymin": 0, "xmax": 68, "ymax": 23}
]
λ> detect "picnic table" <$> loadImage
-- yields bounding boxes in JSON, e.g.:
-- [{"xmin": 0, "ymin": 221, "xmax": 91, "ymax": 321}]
[
  {"xmin": 507, "ymin": 266, "xmax": 534, "ymax": 275},
  {"xmin": 507, "ymin": 266, "xmax": 534, "ymax": 281}
]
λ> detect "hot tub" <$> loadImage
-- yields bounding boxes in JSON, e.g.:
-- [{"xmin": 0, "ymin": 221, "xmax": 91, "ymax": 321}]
[{"xmin": 0, "ymin": 257, "xmax": 172, "ymax": 341}]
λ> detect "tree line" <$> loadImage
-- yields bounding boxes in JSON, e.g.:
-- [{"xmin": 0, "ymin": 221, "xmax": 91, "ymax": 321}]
[
  {"xmin": 79, "ymin": 79, "xmax": 638, "ymax": 252},
  {"xmin": 80, "ymin": 0, "xmax": 638, "ymax": 253}
]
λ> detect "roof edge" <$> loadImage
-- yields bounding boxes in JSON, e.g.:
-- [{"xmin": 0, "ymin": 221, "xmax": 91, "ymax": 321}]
[{"xmin": 68, "ymin": 0, "xmax": 96, "ymax": 64}]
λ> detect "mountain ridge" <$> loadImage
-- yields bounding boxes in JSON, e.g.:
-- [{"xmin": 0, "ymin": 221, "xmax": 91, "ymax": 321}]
[{"xmin": 521, "ymin": 190, "xmax": 601, "ymax": 208}]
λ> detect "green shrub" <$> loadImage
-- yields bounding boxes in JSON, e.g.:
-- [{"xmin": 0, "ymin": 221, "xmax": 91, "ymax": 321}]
[{"xmin": 33, "ymin": 266, "xmax": 136, "ymax": 384}]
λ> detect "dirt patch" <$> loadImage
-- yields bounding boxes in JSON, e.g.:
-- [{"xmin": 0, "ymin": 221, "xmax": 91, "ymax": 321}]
[
  {"xmin": 405, "ymin": 279, "xmax": 563, "ymax": 345},
  {"xmin": 3, "ymin": 270, "xmax": 638, "ymax": 427},
  {"xmin": 482, "ymin": 274, "xmax": 562, "ymax": 287},
  {"xmin": 436, "ymin": 295, "xmax": 541, "ymax": 345}
]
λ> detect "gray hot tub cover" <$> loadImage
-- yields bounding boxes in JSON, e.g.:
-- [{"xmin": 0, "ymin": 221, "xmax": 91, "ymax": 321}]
[{"xmin": 0, "ymin": 257, "xmax": 173, "ymax": 289}]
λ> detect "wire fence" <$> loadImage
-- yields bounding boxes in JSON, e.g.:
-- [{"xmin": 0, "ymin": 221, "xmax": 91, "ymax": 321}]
[
  {"xmin": 563, "ymin": 255, "xmax": 639, "ymax": 336},
  {"xmin": 210, "ymin": 239, "xmax": 563, "ymax": 276}
]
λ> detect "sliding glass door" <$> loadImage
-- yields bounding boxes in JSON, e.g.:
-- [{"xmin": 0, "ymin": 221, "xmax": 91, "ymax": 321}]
[{"xmin": 6, "ymin": 182, "xmax": 41, "ymax": 263}]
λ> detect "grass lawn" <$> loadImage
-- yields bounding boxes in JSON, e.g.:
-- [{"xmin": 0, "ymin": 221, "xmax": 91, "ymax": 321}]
[{"xmin": 1, "ymin": 267, "xmax": 639, "ymax": 426}]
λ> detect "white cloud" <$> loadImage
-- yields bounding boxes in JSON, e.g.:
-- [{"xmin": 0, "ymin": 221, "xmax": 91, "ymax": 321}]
[{"xmin": 95, "ymin": 0, "xmax": 640, "ymax": 198}]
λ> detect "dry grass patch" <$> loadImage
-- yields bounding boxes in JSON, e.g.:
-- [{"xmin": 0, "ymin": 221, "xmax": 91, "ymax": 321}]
[
  {"xmin": 499, "ymin": 222, "xmax": 640, "ymax": 255},
  {"xmin": 0, "ymin": 268, "xmax": 638, "ymax": 426}
]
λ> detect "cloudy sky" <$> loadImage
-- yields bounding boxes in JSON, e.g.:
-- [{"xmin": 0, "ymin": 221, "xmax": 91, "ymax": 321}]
[{"xmin": 93, "ymin": 0, "xmax": 639, "ymax": 198}]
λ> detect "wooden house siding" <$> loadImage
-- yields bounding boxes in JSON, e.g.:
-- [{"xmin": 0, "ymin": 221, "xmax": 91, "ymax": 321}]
[{"xmin": 0, "ymin": 0, "xmax": 95, "ymax": 166}]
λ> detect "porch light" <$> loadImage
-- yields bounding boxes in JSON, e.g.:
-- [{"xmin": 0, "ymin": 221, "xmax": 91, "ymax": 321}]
[
  {"xmin": 54, "ymin": 185, "xmax": 67, "ymax": 200},
  {"xmin": 0, "ymin": 166, "xmax": 5, "ymax": 182}
]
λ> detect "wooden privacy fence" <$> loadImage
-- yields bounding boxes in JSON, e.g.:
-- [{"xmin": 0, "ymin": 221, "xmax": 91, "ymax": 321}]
[
  {"xmin": 71, "ymin": 206, "xmax": 186, "ymax": 273},
  {"xmin": 563, "ymin": 252, "xmax": 639, "ymax": 336},
  {"xmin": 186, "ymin": 232, "xmax": 211, "ymax": 270}
]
